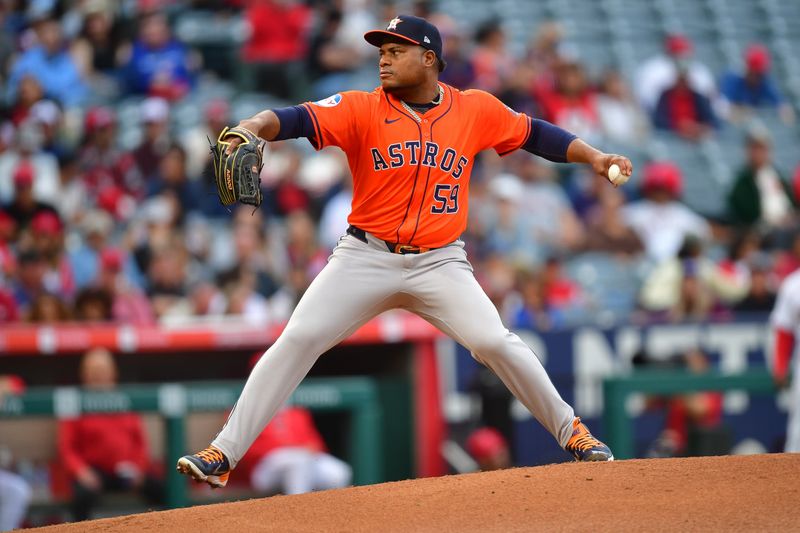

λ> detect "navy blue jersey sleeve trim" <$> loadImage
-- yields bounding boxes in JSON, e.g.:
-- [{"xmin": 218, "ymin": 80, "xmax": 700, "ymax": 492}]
[
  {"xmin": 523, "ymin": 119, "xmax": 577, "ymax": 163},
  {"xmin": 272, "ymin": 105, "xmax": 316, "ymax": 141},
  {"xmin": 303, "ymin": 104, "xmax": 323, "ymax": 149}
]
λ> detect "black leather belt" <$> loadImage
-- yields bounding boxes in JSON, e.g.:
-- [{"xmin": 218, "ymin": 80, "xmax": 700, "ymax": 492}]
[{"xmin": 346, "ymin": 225, "xmax": 435, "ymax": 254}]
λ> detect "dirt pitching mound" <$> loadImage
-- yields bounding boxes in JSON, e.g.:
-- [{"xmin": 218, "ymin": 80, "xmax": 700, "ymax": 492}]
[{"xmin": 32, "ymin": 454, "xmax": 800, "ymax": 532}]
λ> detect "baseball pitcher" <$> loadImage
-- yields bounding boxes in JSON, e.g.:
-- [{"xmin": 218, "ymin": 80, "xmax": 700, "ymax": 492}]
[{"xmin": 178, "ymin": 15, "xmax": 632, "ymax": 488}]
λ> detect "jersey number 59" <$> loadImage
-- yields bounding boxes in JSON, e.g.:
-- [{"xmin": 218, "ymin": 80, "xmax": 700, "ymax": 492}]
[{"xmin": 431, "ymin": 184, "xmax": 460, "ymax": 214}]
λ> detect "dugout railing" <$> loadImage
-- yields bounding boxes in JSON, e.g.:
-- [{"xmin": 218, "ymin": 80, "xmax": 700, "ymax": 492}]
[
  {"xmin": 603, "ymin": 369, "xmax": 777, "ymax": 459},
  {"xmin": 0, "ymin": 314, "xmax": 446, "ymax": 481},
  {"xmin": 0, "ymin": 378, "xmax": 382, "ymax": 509}
]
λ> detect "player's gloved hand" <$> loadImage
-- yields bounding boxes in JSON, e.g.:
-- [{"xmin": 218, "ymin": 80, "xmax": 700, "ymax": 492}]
[
  {"xmin": 221, "ymin": 120, "xmax": 262, "ymax": 155},
  {"xmin": 591, "ymin": 153, "xmax": 633, "ymax": 187},
  {"xmin": 209, "ymin": 124, "xmax": 266, "ymax": 207}
]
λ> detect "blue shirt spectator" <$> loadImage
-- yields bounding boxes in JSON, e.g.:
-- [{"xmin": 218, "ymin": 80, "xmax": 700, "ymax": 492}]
[
  {"xmin": 121, "ymin": 12, "xmax": 194, "ymax": 99},
  {"xmin": 721, "ymin": 44, "xmax": 783, "ymax": 108},
  {"xmin": 70, "ymin": 244, "xmax": 146, "ymax": 291},
  {"xmin": 721, "ymin": 71, "xmax": 782, "ymax": 108},
  {"xmin": 6, "ymin": 18, "xmax": 88, "ymax": 106}
]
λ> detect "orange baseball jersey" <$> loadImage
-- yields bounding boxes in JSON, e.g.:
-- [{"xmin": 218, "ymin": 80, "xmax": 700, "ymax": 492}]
[{"xmin": 301, "ymin": 82, "xmax": 531, "ymax": 248}]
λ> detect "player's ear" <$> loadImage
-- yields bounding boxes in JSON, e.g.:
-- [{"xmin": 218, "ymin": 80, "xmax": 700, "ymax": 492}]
[{"xmin": 423, "ymin": 49, "xmax": 437, "ymax": 69}]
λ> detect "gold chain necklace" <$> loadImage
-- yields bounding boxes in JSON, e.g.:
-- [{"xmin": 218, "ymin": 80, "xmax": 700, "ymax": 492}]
[{"xmin": 400, "ymin": 85, "xmax": 444, "ymax": 123}]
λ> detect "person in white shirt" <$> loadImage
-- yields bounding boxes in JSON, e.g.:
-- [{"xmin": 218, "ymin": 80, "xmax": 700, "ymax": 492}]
[
  {"xmin": 596, "ymin": 69, "xmax": 650, "ymax": 145},
  {"xmin": 0, "ymin": 469, "xmax": 30, "ymax": 532},
  {"xmin": 622, "ymin": 161, "xmax": 711, "ymax": 262},
  {"xmin": 727, "ymin": 128, "xmax": 796, "ymax": 230},
  {"xmin": 635, "ymin": 34, "xmax": 716, "ymax": 113},
  {"xmin": 0, "ymin": 121, "xmax": 60, "ymax": 206},
  {"xmin": 770, "ymin": 268, "xmax": 800, "ymax": 452}
]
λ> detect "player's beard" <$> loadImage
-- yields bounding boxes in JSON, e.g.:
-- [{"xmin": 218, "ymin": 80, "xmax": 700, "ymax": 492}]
[
  {"xmin": 379, "ymin": 75, "xmax": 404, "ymax": 93},
  {"xmin": 380, "ymin": 74, "xmax": 422, "ymax": 96}
]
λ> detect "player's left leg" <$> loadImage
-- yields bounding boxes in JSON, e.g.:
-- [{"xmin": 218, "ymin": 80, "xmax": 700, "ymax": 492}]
[
  {"xmin": 178, "ymin": 233, "xmax": 405, "ymax": 487},
  {"xmin": 405, "ymin": 244, "xmax": 612, "ymax": 461}
]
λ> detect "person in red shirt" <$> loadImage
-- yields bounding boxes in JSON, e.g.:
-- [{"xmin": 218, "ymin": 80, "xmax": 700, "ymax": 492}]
[
  {"xmin": 7, "ymin": 75, "xmax": 44, "ymax": 127},
  {"xmin": 466, "ymin": 427, "xmax": 511, "ymax": 472},
  {"xmin": 29, "ymin": 210, "xmax": 75, "ymax": 301},
  {"xmin": 644, "ymin": 349, "xmax": 725, "ymax": 457},
  {"xmin": 470, "ymin": 19, "xmax": 515, "ymax": 94},
  {"xmin": 534, "ymin": 59, "xmax": 600, "ymax": 142},
  {"xmin": 664, "ymin": 349, "xmax": 724, "ymax": 456},
  {"xmin": 57, "ymin": 348, "xmax": 163, "ymax": 521},
  {"xmin": 236, "ymin": 405, "xmax": 351, "ymax": 495},
  {"xmin": 96, "ymin": 248, "xmax": 156, "ymax": 325},
  {"xmin": 541, "ymin": 255, "xmax": 583, "ymax": 311},
  {"xmin": 240, "ymin": 0, "xmax": 313, "ymax": 99},
  {"xmin": 793, "ymin": 165, "xmax": 800, "ymax": 204},
  {"xmin": 232, "ymin": 353, "xmax": 351, "ymax": 495},
  {"xmin": 0, "ymin": 210, "xmax": 19, "ymax": 322},
  {"xmin": 654, "ymin": 69, "xmax": 717, "ymax": 140}
]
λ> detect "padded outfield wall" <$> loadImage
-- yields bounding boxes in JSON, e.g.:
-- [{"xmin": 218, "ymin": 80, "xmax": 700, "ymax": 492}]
[{"xmin": 444, "ymin": 314, "xmax": 786, "ymax": 465}]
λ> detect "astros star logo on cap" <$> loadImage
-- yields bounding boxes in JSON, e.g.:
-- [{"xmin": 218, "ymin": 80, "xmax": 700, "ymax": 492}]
[{"xmin": 387, "ymin": 17, "xmax": 402, "ymax": 30}]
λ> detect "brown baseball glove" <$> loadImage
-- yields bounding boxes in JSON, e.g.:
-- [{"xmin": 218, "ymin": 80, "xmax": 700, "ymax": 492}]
[{"xmin": 210, "ymin": 126, "xmax": 266, "ymax": 207}]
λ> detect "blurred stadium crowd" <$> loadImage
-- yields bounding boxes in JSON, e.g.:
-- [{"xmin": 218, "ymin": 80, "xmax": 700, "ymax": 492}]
[{"xmin": 0, "ymin": 0, "xmax": 798, "ymax": 331}]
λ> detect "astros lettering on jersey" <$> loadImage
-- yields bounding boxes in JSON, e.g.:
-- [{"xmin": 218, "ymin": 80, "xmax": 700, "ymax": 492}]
[{"xmin": 301, "ymin": 84, "xmax": 531, "ymax": 248}]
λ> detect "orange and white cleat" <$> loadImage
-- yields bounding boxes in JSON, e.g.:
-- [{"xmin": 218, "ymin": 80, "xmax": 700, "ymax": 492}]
[
  {"xmin": 176, "ymin": 446, "xmax": 231, "ymax": 488},
  {"xmin": 565, "ymin": 417, "xmax": 614, "ymax": 462}
]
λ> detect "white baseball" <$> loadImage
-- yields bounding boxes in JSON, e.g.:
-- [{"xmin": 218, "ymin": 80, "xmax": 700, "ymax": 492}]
[{"xmin": 607, "ymin": 163, "xmax": 628, "ymax": 187}]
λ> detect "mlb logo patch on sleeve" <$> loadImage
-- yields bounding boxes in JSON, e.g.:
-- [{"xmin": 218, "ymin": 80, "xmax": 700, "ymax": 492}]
[{"xmin": 314, "ymin": 94, "xmax": 343, "ymax": 107}]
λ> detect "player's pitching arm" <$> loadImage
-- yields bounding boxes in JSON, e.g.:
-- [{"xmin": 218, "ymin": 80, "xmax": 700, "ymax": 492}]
[
  {"xmin": 495, "ymin": 101, "xmax": 633, "ymax": 187},
  {"xmin": 565, "ymin": 137, "xmax": 632, "ymax": 187}
]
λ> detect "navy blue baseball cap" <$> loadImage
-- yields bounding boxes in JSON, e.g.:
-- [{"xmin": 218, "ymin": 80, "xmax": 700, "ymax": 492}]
[{"xmin": 364, "ymin": 15, "xmax": 445, "ymax": 69}]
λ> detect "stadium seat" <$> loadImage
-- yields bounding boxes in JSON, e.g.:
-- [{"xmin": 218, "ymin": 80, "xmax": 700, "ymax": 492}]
[{"xmin": 565, "ymin": 252, "xmax": 644, "ymax": 325}]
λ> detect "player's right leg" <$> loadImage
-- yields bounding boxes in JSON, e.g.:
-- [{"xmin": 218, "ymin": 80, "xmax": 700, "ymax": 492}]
[{"xmin": 177, "ymin": 233, "xmax": 404, "ymax": 487}]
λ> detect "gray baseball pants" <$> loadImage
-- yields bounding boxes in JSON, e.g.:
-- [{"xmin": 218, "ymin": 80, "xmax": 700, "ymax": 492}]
[
  {"xmin": 212, "ymin": 232, "xmax": 575, "ymax": 467},
  {"xmin": 786, "ymin": 357, "xmax": 800, "ymax": 452}
]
